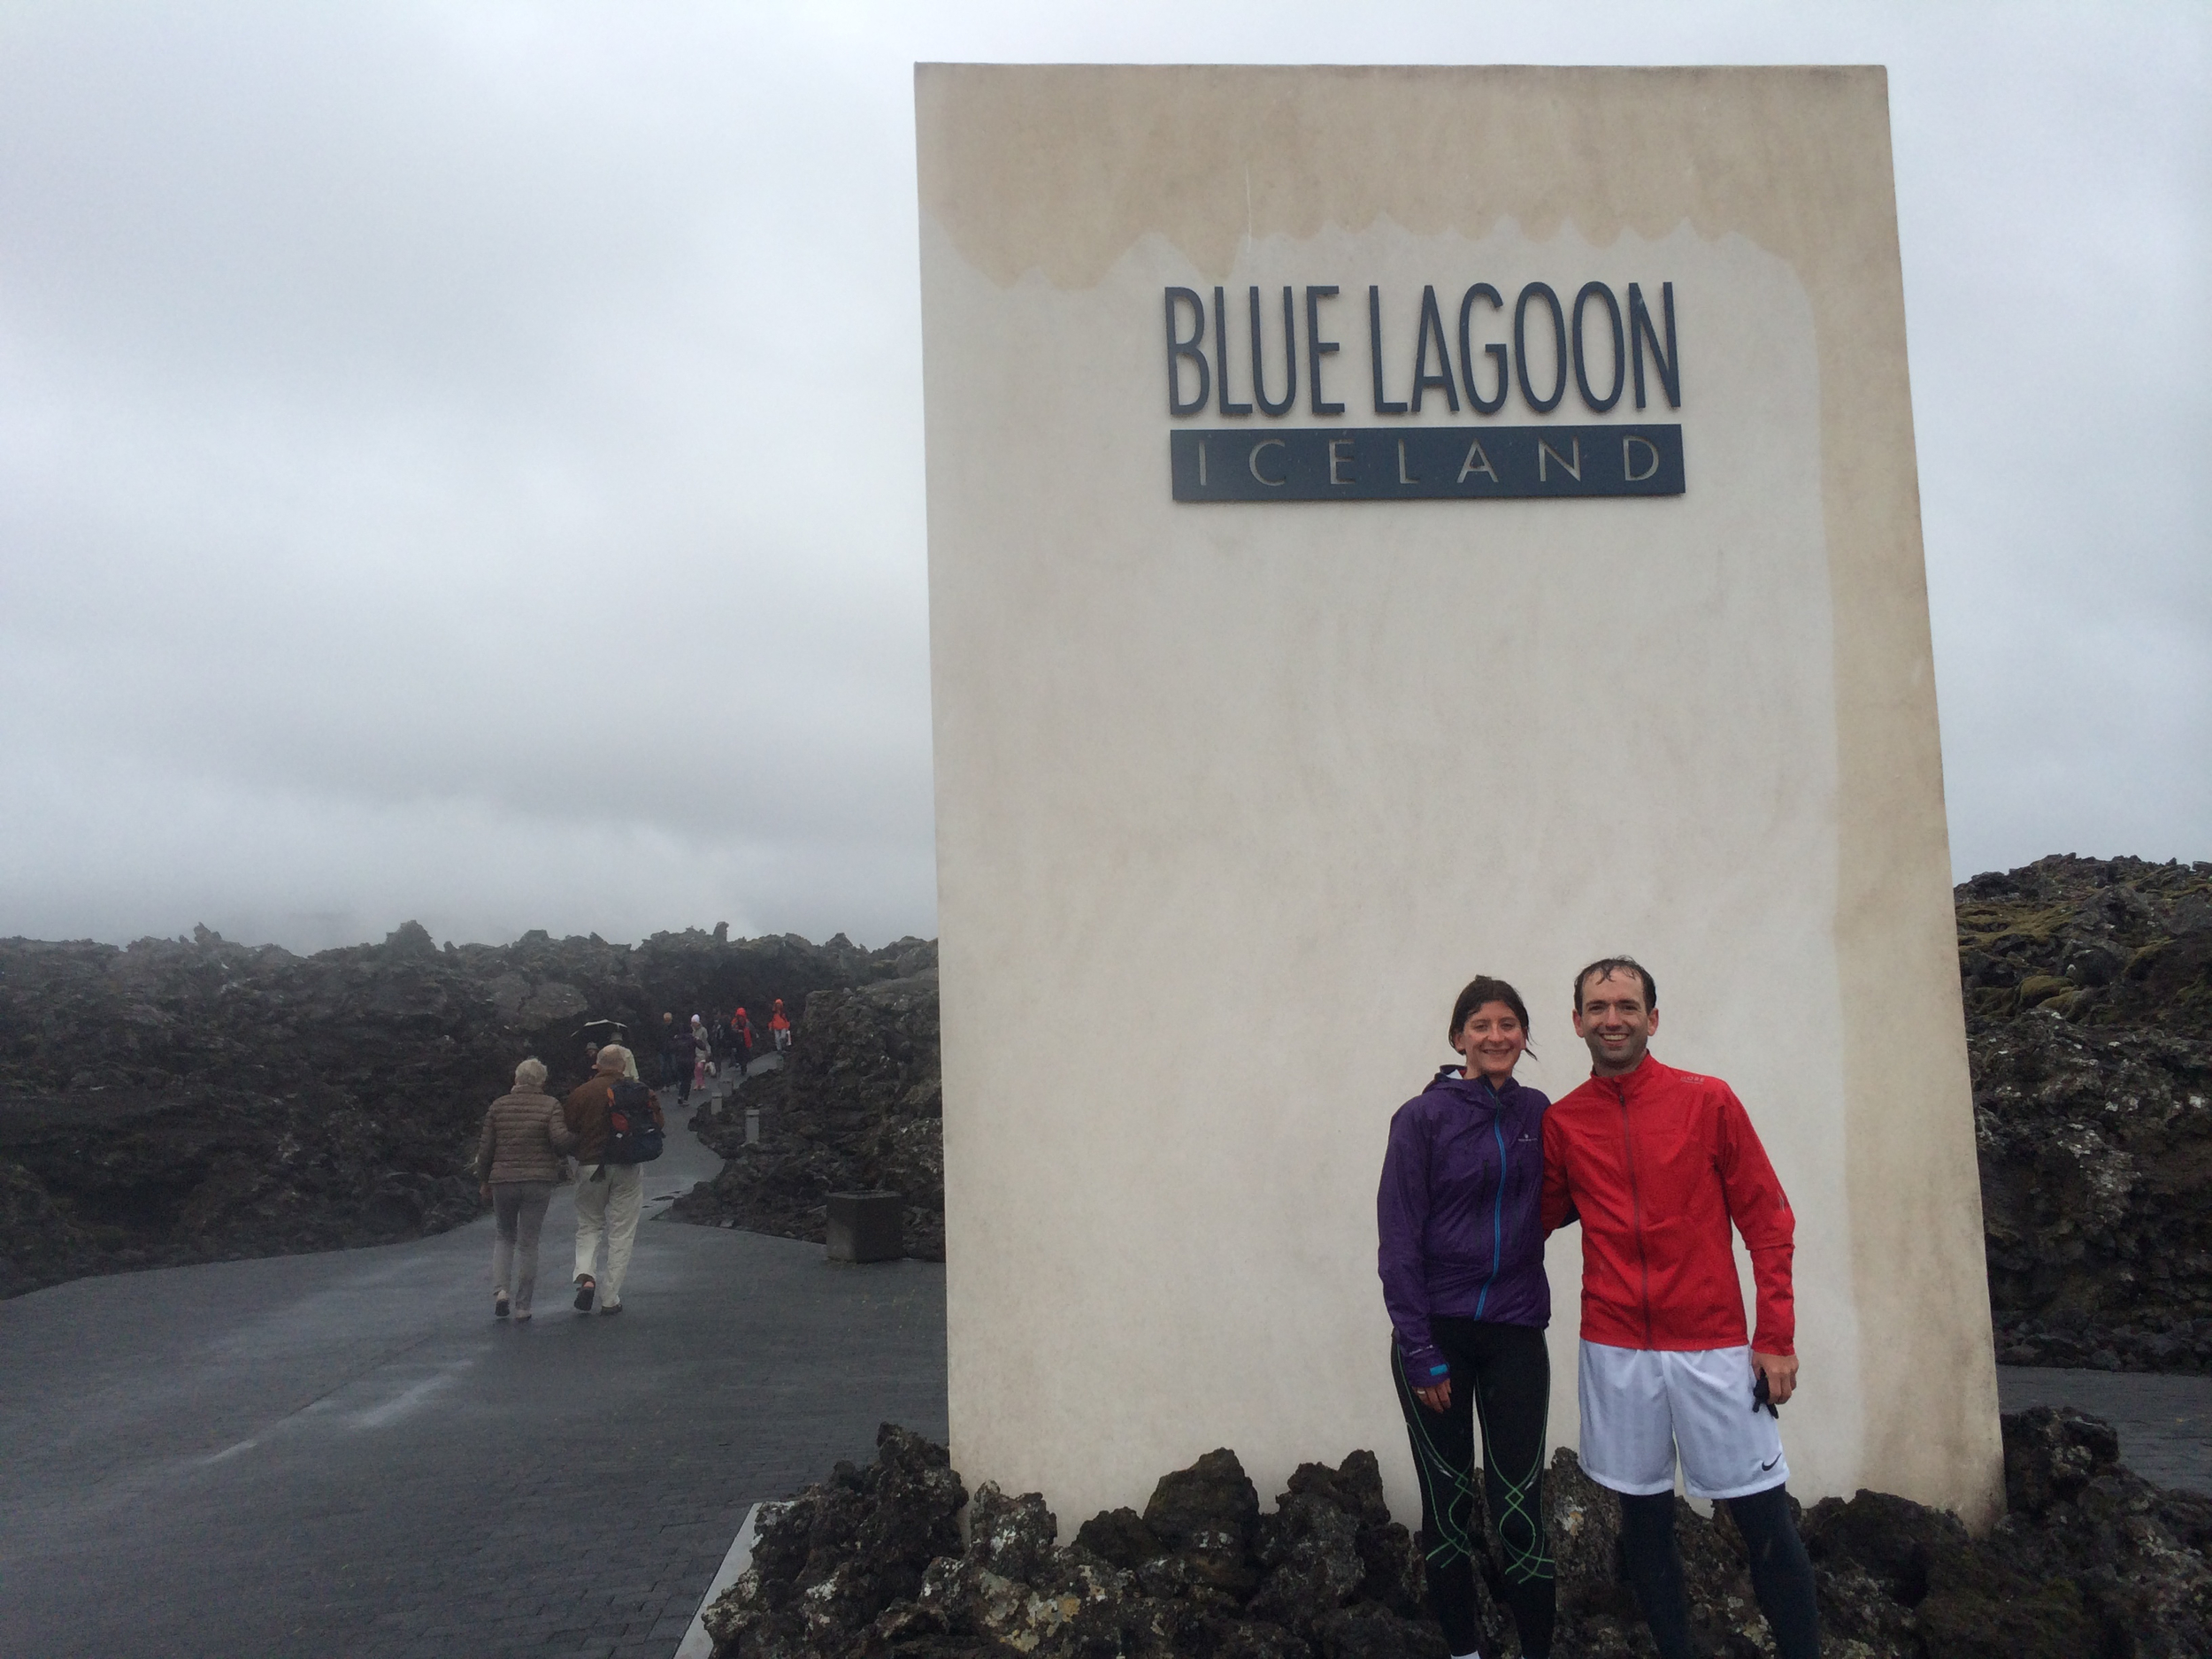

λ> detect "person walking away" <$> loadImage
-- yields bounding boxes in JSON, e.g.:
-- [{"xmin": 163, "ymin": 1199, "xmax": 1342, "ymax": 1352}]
[
  {"xmin": 729, "ymin": 1007, "xmax": 755, "ymax": 1077},
  {"xmin": 1541, "ymin": 958, "xmax": 1818, "ymax": 1659},
  {"xmin": 475, "ymin": 1057, "xmax": 576, "ymax": 1321},
  {"xmin": 564, "ymin": 1044, "xmax": 662, "ymax": 1314},
  {"xmin": 661, "ymin": 1012, "xmax": 694, "ymax": 1105},
  {"xmin": 768, "ymin": 997, "xmax": 791, "ymax": 1055},
  {"xmin": 1379, "ymin": 976, "xmax": 1556, "ymax": 1659}
]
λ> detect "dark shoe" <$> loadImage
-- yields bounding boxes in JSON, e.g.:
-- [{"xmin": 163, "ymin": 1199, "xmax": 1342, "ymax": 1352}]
[
  {"xmin": 494, "ymin": 1294, "xmax": 511, "ymax": 1319},
  {"xmin": 599, "ymin": 1301, "xmax": 623, "ymax": 1315},
  {"xmin": 573, "ymin": 1275, "xmax": 595, "ymax": 1311}
]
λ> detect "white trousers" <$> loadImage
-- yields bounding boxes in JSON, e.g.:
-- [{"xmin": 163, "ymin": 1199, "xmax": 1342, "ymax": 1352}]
[
  {"xmin": 572, "ymin": 1163, "xmax": 644, "ymax": 1307},
  {"xmin": 1578, "ymin": 1340, "xmax": 1789, "ymax": 1500}
]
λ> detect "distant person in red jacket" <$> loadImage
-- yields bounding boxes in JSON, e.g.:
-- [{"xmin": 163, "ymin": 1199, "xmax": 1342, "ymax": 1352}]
[
  {"xmin": 729, "ymin": 1007, "xmax": 756, "ymax": 1073},
  {"xmin": 769, "ymin": 998, "xmax": 791, "ymax": 1055},
  {"xmin": 1541, "ymin": 957, "xmax": 1818, "ymax": 1659}
]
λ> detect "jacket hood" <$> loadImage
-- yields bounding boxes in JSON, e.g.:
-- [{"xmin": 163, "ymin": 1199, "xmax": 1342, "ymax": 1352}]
[{"xmin": 1423, "ymin": 1066, "xmax": 1524, "ymax": 1106}]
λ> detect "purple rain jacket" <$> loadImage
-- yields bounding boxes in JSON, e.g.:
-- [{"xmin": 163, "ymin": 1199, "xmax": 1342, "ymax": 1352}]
[{"xmin": 1378, "ymin": 1066, "xmax": 1552, "ymax": 1386}]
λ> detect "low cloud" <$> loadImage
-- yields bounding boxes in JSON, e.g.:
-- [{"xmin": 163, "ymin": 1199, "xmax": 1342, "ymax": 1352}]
[{"xmin": 0, "ymin": 3, "xmax": 2203, "ymax": 949}]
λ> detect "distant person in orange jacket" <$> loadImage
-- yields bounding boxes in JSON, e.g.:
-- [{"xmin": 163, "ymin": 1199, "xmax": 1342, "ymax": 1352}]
[{"xmin": 769, "ymin": 998, "xmax": 791, "ymax": 1055}]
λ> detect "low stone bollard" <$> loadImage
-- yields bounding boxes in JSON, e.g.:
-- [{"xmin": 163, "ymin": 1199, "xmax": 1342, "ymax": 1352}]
[
  {"xmin": 825, "ymin": 1191, "xmax": 904, "ymax": 1263},
  {"xmin": 744, "ymin": 1106, "xmax": 761, "ymax": 1146}
]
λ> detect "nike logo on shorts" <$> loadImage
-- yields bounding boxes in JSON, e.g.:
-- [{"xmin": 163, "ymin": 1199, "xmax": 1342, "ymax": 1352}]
[{"xmin": 1761, "ymin": 1454, "xmax": 1781, "ymax": 1471}]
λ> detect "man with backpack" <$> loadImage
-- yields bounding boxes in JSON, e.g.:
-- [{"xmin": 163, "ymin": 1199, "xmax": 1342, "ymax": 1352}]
[{"xmin": 563, "ymin": 1043, "xmax": 664, "ymax": 1315}]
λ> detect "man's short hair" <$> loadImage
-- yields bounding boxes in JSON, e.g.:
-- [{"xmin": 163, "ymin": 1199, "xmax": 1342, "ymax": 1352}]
[
  {"xmin": 1574, "ymin": 956, "xmax": 1657, "ymax": 1012},
  {"xmin": 595, "ymin": 1044, "xmax": 630, "ymax": 1073},
  {"xmin": 514, "ymin": 1056, "xmax": 548, "ymax": 1090}
]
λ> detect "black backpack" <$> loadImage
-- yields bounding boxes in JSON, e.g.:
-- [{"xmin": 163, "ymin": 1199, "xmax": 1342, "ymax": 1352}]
[{"xmin": 604, "ymin": 1079, "xmax": 664, "ymax": 1165}]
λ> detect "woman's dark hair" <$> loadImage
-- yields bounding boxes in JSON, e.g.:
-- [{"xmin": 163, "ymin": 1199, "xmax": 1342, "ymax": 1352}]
[{"xmin": 1448, "ymin": 976, "xmax": 1533, "ymax": 1052}]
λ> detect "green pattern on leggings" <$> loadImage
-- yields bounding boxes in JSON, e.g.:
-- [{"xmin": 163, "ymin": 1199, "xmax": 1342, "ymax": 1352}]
[
  {"xmin": 1404, "ymin": 1387, "xmax": 1483, "ymax": 1565},
  {"xmin": 1403, "ymin": 1366, "xmax": 1555, "ymax": 1586},
  {"xmin": 1473, "ymin": 1380, "xmax": 1555, "ymax": 1584}
]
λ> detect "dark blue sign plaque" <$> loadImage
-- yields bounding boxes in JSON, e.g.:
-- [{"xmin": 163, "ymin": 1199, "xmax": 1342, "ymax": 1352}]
[{"xmin": 1170, "ymin": 424, "xmax": 1684, "ymax": 503}]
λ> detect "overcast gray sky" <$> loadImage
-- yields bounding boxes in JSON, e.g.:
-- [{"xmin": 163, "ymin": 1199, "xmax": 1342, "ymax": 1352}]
[{"xmin": 1, "ymin": 2, "xmax": 2205, "ymax": 953}]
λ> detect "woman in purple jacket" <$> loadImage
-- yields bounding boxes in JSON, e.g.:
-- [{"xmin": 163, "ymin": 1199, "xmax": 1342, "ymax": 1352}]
[{"xmin": 1378, "ymin": 976, "xmax": 1555, "ymax": 1659}]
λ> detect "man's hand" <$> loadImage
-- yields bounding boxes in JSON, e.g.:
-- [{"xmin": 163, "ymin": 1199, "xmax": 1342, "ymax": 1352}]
[
  {"xmin": 1752, "ymin": 1350, "xmax": 1798, "ymax": 1407},
  {"xmin": 479, "ymin": 1183, "xmax": 492, "ymax": 1204},
  {"xmin": 1414, "ymin": 1379, "xmax": 1452, "ymax": 1413}
]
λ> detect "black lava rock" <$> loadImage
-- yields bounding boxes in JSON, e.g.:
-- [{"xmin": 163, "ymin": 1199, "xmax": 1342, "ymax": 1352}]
[
  {"xmin": 1144, "ymin": 1447, "xmax": 1264, "ymax": 1599},
  {"xmin": 1072, "ymin": 1506, "xmax": 1165, "ymax": 1571},
  {"xmin": 706, "ymin": 1423, "xmax": 966, "ymax": 1658},
  {"xmin": 703, "ymin": 1416, "xmax": 2212, "ymax": 1657},
  {"xmin": 1960, "ymin": 855, "xmax": 2212, "ymax": 1372}
]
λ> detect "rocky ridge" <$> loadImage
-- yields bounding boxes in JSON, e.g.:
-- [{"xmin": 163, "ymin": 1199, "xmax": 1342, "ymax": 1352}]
[
  {"xmin": 1960, "ymin": 856, "xmax": 2212, "ymax": 1371},
  {"xmin": 706, "ymin": 1410, "xmax": 2212, "ymax": 1659},
  {"xmin": 0, "ymin": 921, "xmax": 930, "ymax": 1297},
  {"xmin": 672, "ymin": 962, "xmax": 944, "ymax": 1259}
]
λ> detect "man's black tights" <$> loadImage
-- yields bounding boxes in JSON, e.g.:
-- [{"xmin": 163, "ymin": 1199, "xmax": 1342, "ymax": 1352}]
[{"xmin": 1617, "ymin": 1486, "xmax": 1818, "ymax": 1659}]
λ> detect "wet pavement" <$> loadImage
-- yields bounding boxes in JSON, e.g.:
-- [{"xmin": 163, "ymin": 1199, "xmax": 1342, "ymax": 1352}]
[{"xmin": 0, "ymin": 1077, "xmax": 946, "ymax": 1659}]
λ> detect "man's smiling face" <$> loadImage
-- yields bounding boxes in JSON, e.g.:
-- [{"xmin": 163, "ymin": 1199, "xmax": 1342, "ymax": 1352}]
[{"xmin": 1572, "ymin": 968, "xmax": 1658, "ymax": 1076}]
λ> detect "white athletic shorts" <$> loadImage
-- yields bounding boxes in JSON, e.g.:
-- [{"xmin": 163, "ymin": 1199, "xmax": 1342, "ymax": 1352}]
[{"xmin": 1577, "ymin": 1340, "xmax": 1789, "ymax": 1501}]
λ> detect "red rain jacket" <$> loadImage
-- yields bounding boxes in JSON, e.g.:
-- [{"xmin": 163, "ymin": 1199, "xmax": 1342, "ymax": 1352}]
[{"xmin": 1541, "ymin": 1054, "xmax": 1796, "ymax": 1356}]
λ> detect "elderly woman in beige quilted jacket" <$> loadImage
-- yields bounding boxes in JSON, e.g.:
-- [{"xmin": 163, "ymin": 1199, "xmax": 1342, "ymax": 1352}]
[{"xmin": 474, "ymin": 1057, "xmax": 577, "ymax": 1320}]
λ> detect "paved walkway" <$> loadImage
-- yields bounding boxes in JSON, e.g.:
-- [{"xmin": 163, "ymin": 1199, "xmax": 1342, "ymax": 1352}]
[
  {"xmin": 0, "ymin": 1084, "xmax": 946, "ymax": 1659},
  {"xmin": 1997, "ymin": 1364, "xmax": 2212, "ymax": 1494}
]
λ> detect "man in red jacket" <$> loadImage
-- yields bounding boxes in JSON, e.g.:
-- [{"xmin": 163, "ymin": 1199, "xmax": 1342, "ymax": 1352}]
[{"xmin": 1542, "ymin": 958, "xmax": 1818, "ymax": 1659}]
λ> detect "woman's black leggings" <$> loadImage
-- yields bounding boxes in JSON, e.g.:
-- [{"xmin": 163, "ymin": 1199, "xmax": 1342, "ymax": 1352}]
[
  {"xmin": 1619, "ymin": 1486, "xmax": 1819, "ymax": 1659},
  {"xmin": 1392, "ymin": 1318, "xmax": 1555, "ymax": 1658}
]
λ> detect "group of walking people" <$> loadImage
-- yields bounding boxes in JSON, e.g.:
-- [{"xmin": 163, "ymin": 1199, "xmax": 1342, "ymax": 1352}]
[
  {"xmin": 661, "ymin": 998, "xmax": 793, "ymax": 1104},
  {"xmin": 472, "ymin": 1043, "xmax": 666, "ymax": 1321},
  {"xmin": 1381, "ymin": 956, "xmax": 1818, "ymax": 1659}
]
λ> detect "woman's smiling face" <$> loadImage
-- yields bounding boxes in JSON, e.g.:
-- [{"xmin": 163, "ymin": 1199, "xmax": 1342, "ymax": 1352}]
[{"xmin": 1454, "ymin": 1001, "xmax": 1526, "ymax": 1084}]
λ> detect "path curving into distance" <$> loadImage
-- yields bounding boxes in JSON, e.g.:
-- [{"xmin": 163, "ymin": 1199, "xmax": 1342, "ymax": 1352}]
[{"xmin": 0, "ymin": 1074, "xmax": 947, "ymax": 1659}]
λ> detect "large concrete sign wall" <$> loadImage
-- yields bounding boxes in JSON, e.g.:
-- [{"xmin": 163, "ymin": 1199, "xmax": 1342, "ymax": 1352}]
[{"xmin": 916, "ymin": 65, "xmax": 2003, "ymax": 1529}]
